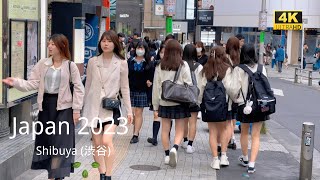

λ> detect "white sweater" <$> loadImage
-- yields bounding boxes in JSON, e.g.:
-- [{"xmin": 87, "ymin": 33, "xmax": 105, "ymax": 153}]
[
  {"xmin": 197, "ymin": 67, "xmax": 240, "ymax": 111},
  {"xmin": 233, "ymin": 64, "xmax": 268, "ymax": 105},
  {"xmin": 152, "ymin": 61, "xmax": 193, "ymax": 110}
]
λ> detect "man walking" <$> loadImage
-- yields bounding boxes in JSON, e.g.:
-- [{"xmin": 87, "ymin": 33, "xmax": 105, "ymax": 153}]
[{"xmin": 275, "ymin": 45, "xmax": 285, "ymax": 73}]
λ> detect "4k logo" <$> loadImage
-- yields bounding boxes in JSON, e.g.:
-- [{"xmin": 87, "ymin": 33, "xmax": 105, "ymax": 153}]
[
  {"xmin": 274, "ymin": 11, "xmax": 302, "ymax": 24},
  {"xmin": 273, "ymin": 11, "xmax": 303, "ymax": 30}
]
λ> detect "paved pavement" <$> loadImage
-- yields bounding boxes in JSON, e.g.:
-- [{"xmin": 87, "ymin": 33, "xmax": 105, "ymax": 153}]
[{"xmin": 17, "ymin": 109, "xmax": 306, "ymax": 180}]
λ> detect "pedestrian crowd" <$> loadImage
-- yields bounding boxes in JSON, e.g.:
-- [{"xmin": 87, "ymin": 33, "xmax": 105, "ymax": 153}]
[{"xmin": 3, "ymin": 31, "xmax": 277, "ymax": 180}]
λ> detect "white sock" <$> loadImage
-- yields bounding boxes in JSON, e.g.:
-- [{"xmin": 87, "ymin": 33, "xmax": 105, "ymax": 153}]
[
  {"xmin": 249, "ymin": 161, "xmax": 255, "ymax": 167},
  {"xmin": 242, "ymin": 155, "xmax": 249, "ymax": 161},
  {"xmin": 232, "ymin": 135, "xmax": 235, "ymax": 141},
  {"xmin": 213, "ymin": 156, "xmax": 219, "ymax": 160},
  {"xmin": 221, "ymin": 152, "xmax": 227, "ymax": 156},
  {"xmin": 218, "ymin": 143, "xmax": 221, "ymax": 146}
]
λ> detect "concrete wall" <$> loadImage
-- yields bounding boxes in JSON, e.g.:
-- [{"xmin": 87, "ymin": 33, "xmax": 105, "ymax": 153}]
[
  {"xmin": 214, "ymin": 0, "xmax": 320, "ymax": 28},
  {"xmin": 144, "ymin": 0, "xmax": 165, "ymax": 28},
  {"xmin": 143, "ymin": 0, "xmax": 165, "ymax": 39}
]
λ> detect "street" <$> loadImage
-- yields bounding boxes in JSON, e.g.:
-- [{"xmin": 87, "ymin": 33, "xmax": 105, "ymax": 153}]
[{"xmin": 269, "ymin": 77, "xmax": 320, "ymax": 151}]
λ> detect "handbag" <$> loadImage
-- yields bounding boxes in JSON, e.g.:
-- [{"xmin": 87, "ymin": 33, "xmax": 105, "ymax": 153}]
[
  {"xmin": 161, "ymin": 64, "xmax": 199, "ymax": 104},
  {"xmin": 102, "ymin": 97, "xmax": 121, "ymax": 110},
  {"xmin": 97, "ymin": 61, "xmax": 121, "ymax": 110},
  {"xmin": 68, "ymin": 61, "xmax": 74, "ymax": 95}
]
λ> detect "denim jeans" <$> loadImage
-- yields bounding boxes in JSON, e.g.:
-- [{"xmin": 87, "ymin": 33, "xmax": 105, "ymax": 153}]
[
  {"xmin": 278, "ymin": 61, "xmax": 283, "ymax": 72},
  {"xmin": 271, "ymin": 59, "xmax": 276, "ymax": 68}
]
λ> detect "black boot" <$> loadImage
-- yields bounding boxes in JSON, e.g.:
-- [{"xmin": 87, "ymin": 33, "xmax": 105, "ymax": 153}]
[
  {"xmin": 100, "ymin": 173, "xmax": 106, "ymax": 180},
  {"xmin": 106, "ymin": 176, "xmax": 111, "ymax": 180}
]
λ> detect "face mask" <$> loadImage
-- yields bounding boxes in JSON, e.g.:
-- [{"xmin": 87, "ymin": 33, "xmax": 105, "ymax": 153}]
[
  {"xmin": 121, "ymin": 37, "xmax": 125, "ymax": 41},
  {"xmin": 136, "ymin": 49, "xmax": 145, "ymax": 57},
  {"xmin": 196, "ymin": 48, "xmax": 202, "ymax": 53},
  {"xmin": 160, "ymin": 53, "xmax": 164, "ymax": 59}
]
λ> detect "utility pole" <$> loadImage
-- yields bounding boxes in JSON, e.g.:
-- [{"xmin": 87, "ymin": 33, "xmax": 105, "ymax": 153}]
[{"xmin": 258, "ymin": 0, "xmax": 267, "ymax": 64}]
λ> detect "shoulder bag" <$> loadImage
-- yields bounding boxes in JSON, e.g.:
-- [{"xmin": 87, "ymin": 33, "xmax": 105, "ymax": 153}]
[{"xmin": 161, "ymin": 64, "xmax": 199, "ymax": 104}]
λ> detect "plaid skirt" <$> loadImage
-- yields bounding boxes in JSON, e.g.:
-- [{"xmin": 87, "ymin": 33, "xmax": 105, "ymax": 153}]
[
  {"xmin": 189, "ymin": 105, "xmax": 200, "ymax": 112},
  {"xmin": 130, "ymin": 91, "xmax": 149, "ymax": 107},
  {"xmin": 158, "ymin": 105, "xmax": 191, "ymax": 119}
]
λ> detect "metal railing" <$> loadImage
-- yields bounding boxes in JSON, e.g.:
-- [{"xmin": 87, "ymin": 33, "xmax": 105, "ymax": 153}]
[{"xmin": 294, "ymin": 68, "xmax": 320, "ymax": 86}]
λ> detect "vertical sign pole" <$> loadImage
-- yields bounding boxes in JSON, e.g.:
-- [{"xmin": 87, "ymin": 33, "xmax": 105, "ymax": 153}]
[
  {"xmin": 166, "ymin": 16, "xmax": 173, "ymax": 35},
  {"xmin": 103, "ymin": 0, "xmax": 110, "ymax": 30}
]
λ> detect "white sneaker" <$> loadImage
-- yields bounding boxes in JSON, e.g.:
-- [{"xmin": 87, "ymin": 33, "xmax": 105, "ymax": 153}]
[
  {"xmin": 182, "ymin": 141, "xmax": 188, "ymax": 149},
  {"xmin": 169, "ymin": 148, "xmax": 177, "ymax": 167},
  {"xmin": 186, "ymin": 145, "xmax": 195, "ymax": 154},
  {"xmin": 210, "ymin": 158, "xmax": 220, "ymax": 170},
  {"xmin": 197, "ymin": 112, "xmax": 202, "ymax": 119},
  {"xmin": 220, "ymin": 155, "xmax": 230, "ymax": 166},
  {"xmin": 164, "ymin": 156, "xmax": 170, "ymax": 165}
]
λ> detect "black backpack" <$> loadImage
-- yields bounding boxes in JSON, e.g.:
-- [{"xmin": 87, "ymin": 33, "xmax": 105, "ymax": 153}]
[
  {"xmin": 238, "ymin": 64, "xmax": 276, "ymax": 119},
  {"xmin": 200, "ymin": 78, "xmax": 228, "ymax": 122}
]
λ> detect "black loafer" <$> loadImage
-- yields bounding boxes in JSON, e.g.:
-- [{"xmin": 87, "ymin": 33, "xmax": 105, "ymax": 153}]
[
  {"xmin": 130, "ymin": 136, "xmax": 139, "ymax": 144},
  {"xmin": 147, "ymin": 137, "xmax": 158, "ymax": 146}
]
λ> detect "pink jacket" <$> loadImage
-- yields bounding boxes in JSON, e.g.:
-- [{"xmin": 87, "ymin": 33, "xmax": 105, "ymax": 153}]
[{"xmin": 13, "ymin": 58, "xmax": 85, "ymax": 113}]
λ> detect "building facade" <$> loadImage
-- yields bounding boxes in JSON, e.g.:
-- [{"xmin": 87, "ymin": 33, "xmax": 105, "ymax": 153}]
[
  {"xmin": 213, "ymin": 0, "xmax": 320, "ymax": 65},
  {"xmin": 116, "ymin": 0, "xmax": 142, "ymax": 36}
]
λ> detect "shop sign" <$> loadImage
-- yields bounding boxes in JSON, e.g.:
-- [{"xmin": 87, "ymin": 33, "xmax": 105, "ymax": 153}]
[{"xmin": 198, "ymin": 10, "xmax": 213, "ymax": 26}]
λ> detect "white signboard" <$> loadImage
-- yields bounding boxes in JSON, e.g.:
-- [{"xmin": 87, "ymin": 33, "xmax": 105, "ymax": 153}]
[{"xmin": 155, "ymin": 4, "xmax": 164, "ymax": 16}]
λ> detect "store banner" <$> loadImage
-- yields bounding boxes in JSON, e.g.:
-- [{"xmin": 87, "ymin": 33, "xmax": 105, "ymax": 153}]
[
  {"xmin": 155, "ymin": 0, "xmax": 164, "ymax": 15},
  {"xmin": 164, "ymin": 0, "xmax": 176, "ymax": 16},
  {"xmin": 198, "ymin": 10, "xmax": 214, "ymax": 26},
  {"xmin": 84, "ymin": 15, "xmax": 99, "ymax": 67}
]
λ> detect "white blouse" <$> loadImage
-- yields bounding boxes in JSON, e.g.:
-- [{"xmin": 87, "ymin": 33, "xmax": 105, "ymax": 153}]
[{"xmin": 44, "ymin": 65, "xmax": 61, "ymax": 94}]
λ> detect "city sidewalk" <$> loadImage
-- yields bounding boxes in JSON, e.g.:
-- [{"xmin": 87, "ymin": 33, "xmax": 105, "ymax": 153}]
[
  {"xmin": 266, "ymin": 65, "xmax": 320, "ymax": 89},
  {"xmin": 17, "ymin": 110, "xmax": 305, "ymax": 180}
]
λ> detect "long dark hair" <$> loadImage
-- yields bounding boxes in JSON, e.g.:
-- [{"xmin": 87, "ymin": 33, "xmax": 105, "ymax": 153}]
[
  {"xmin": 156, "ymin": 44, "xmax": 165, "ymax": 60},
  {"xmin": 202, "ymin": 46, "xmax": 231, "ymax": 80},
  {"xmin": 49, "ymin": 34, "xmax": 71, "ymax": 60},
  {"xmin": 226, "ymin": 36, "xmax": 240, "ymax": 66},
  {"xmin": 161, "ymin": 40, "xmax": 183, "ymax": 71},
  {"xmin": 183, "ymin": 44, "xmax": 197, "ymax": 71},
  {"xmin": 98, "ymin": 30, "xmax": 125, "ymax": 60},
  {"xmin": 240, "ymin": 44, "xmax": 258, "ymax": 65}
]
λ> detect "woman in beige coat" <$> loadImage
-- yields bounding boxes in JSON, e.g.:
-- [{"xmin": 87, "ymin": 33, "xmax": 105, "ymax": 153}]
[
  {"xmin": 3, "ymin": 34, "xmax": 84, "ymax": 180},
  {"xmin": 82, "ymin": 30, "xmax": 133, "ymax": 180}
]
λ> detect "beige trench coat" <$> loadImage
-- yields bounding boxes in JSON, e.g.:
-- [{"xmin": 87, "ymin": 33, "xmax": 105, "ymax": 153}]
[{"xmin": 82, "ymin": 54, "xmax": 132, "ymax": 128}]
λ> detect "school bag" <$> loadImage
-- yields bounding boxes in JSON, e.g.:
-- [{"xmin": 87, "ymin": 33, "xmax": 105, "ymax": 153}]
[
  {"xmin": 200, "ymin": 77, "xmax": 228, "ymax": 122},
  {"xmin": 189, "ymin": 62, "xmax": 200, "ymax": 108},
  {"xmin": 238, "ymin": 64, "xmax": 276, "ymax": 119}
]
